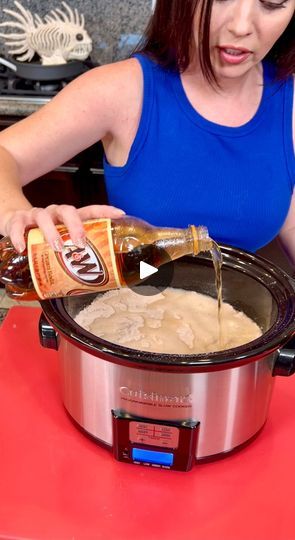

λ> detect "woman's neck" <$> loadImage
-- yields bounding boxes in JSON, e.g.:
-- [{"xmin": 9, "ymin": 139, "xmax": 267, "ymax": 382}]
[{"xmin": 181, "ymin": 60, "xmax": 263, "ymax": 127}]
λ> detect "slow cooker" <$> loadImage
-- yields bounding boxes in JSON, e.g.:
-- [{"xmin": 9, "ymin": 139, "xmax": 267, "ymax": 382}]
[{"xmin": 39, "ymin": 246, "xmax": 295, "ymax": 472}]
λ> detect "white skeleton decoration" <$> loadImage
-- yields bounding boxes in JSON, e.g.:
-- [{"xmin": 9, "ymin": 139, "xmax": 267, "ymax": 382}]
[{"xmin": 0, "ymin": 1, "xmax": 92, "ymax": 65}]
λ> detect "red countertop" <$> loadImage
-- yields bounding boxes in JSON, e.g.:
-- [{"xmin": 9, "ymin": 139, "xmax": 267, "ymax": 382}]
[{"xmin": 1, "ymin": 306, "xmax": 295, "ymax": 540}]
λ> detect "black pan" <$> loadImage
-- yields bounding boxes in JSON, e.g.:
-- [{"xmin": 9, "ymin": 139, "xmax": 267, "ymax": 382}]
[{"xmin": 0, "ymin": 56, "xmax": 90, "ymax": 81}]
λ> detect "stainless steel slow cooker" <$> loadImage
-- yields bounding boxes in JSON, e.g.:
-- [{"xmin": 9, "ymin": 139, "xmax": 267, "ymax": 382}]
[{"xmin": 39, "ymin": 246, "xmax": 295, "ymax": 471}]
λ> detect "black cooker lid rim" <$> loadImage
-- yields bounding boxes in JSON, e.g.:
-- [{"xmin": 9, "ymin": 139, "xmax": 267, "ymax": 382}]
[{"xmin": 40, "ymin": 244, "xmax": 295, "ymax": 371}]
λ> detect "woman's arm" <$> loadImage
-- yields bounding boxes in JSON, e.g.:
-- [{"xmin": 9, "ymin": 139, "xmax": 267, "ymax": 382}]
[
  {"xmin": 0, "ymin": 58, "xmax": 143, "ymax": 250},
  {"xmin": 278, "ymin": 76, "xmax": 295, "ymax": 267}
]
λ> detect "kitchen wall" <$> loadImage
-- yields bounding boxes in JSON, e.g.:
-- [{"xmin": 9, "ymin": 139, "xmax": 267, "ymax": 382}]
[{"xmin": 0, "ymin": 0, "xmax": 153, "ymax": 64}]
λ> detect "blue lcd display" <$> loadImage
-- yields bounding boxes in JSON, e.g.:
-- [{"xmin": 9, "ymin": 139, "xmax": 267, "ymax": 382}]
[{"xmin": 132, "ymin": 448, "xmax": 174, "ymax": 466}]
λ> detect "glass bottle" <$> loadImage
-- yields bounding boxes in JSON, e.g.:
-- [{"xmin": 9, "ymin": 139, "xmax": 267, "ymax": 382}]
[{"xmin": 0, "ymin": 215, "xmax": 213, "ymax": 301}]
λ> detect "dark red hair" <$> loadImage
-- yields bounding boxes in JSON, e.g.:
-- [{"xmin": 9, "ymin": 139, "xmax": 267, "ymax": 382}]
[{"xmin": 134, "ymin": 0, "xmax": 295, "ymax": 81}]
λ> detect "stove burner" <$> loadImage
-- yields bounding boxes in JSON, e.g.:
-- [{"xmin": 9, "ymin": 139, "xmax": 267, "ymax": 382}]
[
  {"xmin": 5, "ymin": 76, "xmax": 66, "ymax": 96},
  {"xmin": 0, "ymin": 58, "xmax": 97, "ymax": 98}
]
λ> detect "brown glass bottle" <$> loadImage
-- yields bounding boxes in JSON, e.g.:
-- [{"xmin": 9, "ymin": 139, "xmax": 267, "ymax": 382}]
[{"xmin": 0, "ymin": 215, "xmax": 213, "ymax": 301}]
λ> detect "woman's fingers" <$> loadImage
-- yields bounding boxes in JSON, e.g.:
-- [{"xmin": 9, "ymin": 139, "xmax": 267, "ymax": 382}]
[
  {"xmin": 51, "ymin": 204, "xmax": 86, "ymax": 247},
  {"xmin": 5, "ymin": 204, "xmax": 126, "ymax": 253},
  {"xmin": 6, "ymin": 207, "xmax": 63, "ymax": 253},
  {"xmin": 77, "ymin": 205, "xmax": 126, "ymax": 221},
  {"xmin": 30, "ymin": 207, "xmax": 64, "ymax": 251},
  {"xmin": 55, "ymin": 204, "xmax": 126, "ymax": 246},
  {"xmin": 5, "ymin": 211, "xmax": 29, "ymax": 253}
]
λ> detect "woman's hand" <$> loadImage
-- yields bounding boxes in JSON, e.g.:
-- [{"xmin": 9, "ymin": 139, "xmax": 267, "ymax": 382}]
[{"xmin": 3, "ymin": 204, "xmax": 126, "ymax": 253}]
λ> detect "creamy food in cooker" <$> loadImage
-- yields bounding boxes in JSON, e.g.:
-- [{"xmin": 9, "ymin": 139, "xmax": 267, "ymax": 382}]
[{"xmin": 74, "ymin": 287, "xmax": 262, "ymax": 354}]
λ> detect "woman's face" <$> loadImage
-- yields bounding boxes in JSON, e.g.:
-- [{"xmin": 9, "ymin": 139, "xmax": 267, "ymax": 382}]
[{"xmin": 197, "ymin": 0, "xmax": 295, "ymax": 78}]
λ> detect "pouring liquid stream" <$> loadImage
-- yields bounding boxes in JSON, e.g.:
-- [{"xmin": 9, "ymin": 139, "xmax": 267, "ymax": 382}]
[{"xmin": 210, "ymin": 241, "xmax": 224, "ymax": 349}]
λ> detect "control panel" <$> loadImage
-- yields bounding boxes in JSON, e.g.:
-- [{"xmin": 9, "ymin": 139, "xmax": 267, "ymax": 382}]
[{"xmin": 112, "ymin": 410, "xmax": 200, "ymax": 472}]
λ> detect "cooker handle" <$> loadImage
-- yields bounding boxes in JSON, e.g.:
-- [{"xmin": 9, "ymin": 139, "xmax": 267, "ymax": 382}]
[
  {"xmin": 273, "ymin": 337, "xmax": 295, "ymax": 377},
  {"xmin": 39, "ymin": 313, "xmax": 60, "ymax": 351}
]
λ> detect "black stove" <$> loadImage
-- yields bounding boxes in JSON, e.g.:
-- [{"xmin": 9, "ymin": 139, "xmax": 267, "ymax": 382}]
[
  {"xmin": 0, "ymin": 58, "xmax": 97, "ymax": 100},
  {"xmin": 0, "ymin": 74, "xmax": 67, "ymax": 97}
]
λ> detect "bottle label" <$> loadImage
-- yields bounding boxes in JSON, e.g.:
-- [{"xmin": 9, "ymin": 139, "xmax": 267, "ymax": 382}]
[{"xmin": 27, "ymin": 219, "xmax": 121, "ymax": 299}]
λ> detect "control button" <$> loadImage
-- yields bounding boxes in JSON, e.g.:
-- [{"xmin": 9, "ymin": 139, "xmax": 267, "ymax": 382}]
[
  {"xmin": 130, "ymin": 421, "xmax": 180, "ymax": 449},
  {"xmin": 132, "ymin": 448, "xmax": 174, "ymax": 467}
]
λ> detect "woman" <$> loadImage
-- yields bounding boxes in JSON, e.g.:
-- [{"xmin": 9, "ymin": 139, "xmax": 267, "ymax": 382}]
[{"xmin": 0, "ymin": 0, "xmax": 294, "ymax": 260}]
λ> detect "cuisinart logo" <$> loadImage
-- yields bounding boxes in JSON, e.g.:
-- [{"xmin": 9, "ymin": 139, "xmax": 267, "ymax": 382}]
[
  {"xmin": 56, "ymin": 234, "xmax": 108, "ymax": 285},
  {"xmin": 120, "ymin": 386, "xmax": 192, "ymax": 407}
]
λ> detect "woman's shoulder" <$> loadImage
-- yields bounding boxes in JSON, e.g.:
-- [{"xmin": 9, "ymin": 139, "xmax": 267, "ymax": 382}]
[
  {"xmin": 89, "ymin": 54, "xmax": 164, "ymax": 88},
  {"xmin": 92, "ymin": 57, "xmax": 143, "ymax": 81},
  {"xmin": 85, "ymin": 54, "xmax": 161, "ymax": 96},
  {"xmin": 79, "ymin": 57, "xmax": 144, "ymax": 102},
  {"xmin": 58, "ymin": 58, "xmax": 144, "ymax": 137},
  {"xmin": 65, "ymin": 54, "xmax": 165, "ymax": 117}
]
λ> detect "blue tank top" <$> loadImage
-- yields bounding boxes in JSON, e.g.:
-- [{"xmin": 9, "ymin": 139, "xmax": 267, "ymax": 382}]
[{"xmin": 103, "ymin": 53, "xmax": 295, "ymax": 251}]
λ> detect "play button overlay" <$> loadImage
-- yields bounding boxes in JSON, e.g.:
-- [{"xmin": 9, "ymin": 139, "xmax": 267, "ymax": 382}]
[
  {"xmin": 120, "ymin": 243, "xmax": 174, "ymax": 296},
  {"xmin": 140, "ymin": 261, "xmax": 158, "ymax": 280}
]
